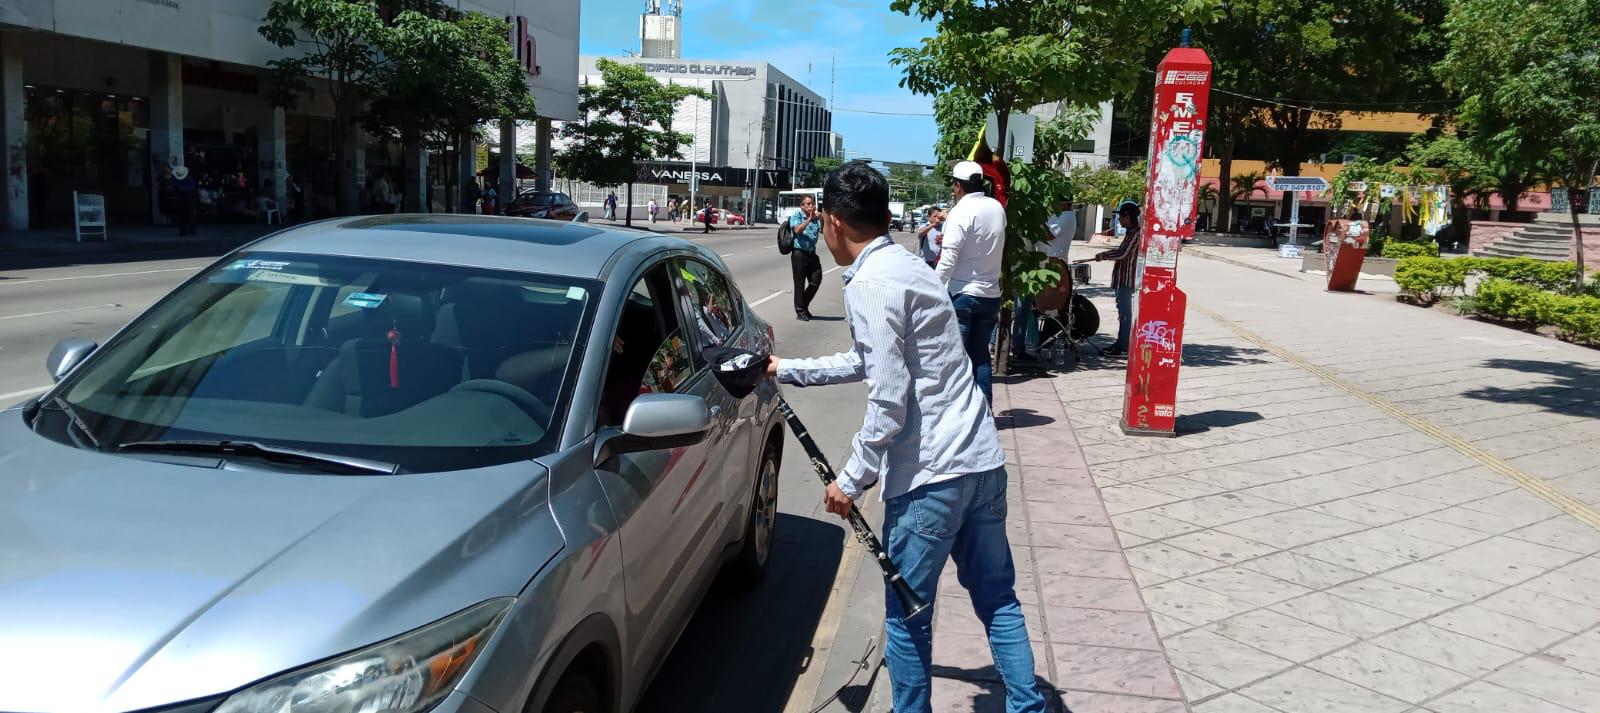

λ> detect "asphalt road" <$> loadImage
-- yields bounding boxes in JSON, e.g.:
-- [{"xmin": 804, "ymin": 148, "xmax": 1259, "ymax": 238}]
[{"xmin": 0, "ymin": 226, "xmax": 915, "ymax": 713}]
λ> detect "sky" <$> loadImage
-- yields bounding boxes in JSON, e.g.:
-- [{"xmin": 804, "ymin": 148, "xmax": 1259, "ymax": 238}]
[{"xmin": 578, "ymin": 0, "xmax": 939, "ymax": 165}]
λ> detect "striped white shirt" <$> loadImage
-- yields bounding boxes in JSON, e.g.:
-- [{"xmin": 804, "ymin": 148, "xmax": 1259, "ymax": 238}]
[{"xmin": 777, "ymin": 236, "xmax": 1006, "ymax": 500}]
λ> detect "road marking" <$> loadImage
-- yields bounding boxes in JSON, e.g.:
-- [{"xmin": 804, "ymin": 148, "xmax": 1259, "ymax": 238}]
[
  {"xmin": 0, "ymin": 303, "xmax": 121, "ymax": 321},
  {"xmin": 1194, "ymin": 303, "xmax": 1600, "ymax": 531},
  {"xmin": 0, "ymin": 385, "xmax": 49, "ymax": 402},
  {"xmin": 0, "ymin": 266, "xmax": 199, "ymax": 287},
  {"xmin": 720, "ymin": 253, "xmax": 735, "ymax": 257},
  {"xmin": 824, "ymin": 266, "xmax": 843, "ymax": 275},
  {"xmin": 750, "ymin": 290, "xmax": 790, "ymax": 308}
]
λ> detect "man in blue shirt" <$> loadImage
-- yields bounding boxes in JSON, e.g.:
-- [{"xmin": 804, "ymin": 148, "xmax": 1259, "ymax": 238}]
[
  {"xmin": 787, "ymin": 194, "xmax": 824, "ymax": 320},
  {"xmin": 770, "ymin": 162, "xmax": 1044, "ymax": 713}
]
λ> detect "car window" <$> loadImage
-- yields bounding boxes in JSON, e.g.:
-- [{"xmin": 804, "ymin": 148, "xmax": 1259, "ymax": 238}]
[
  {"xmin": 676, "ymin": 259, "xmax": 741, "ymax": 348},
  {"xmin": 47, "ymin": 252, "xmax": 599, "ymax": 473},
  {"xmin": 599, "ymin": 263, "xmax": 691, "ymax": 427}
]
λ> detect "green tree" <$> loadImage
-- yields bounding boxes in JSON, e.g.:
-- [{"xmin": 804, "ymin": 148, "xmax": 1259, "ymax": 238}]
[
  {"xmin": 259, "ymin": 0, "xmax": 386, "ymax": 214},
  {"xmin": 804, "ymin": 155, "xmax": 844, "ymax": 187},
  {"xmin": 1071, "ymin": 161, "xmax": 1149, "ymax": 214},
  {"xmin": 1405, "ymin": 132, "xmax": 1493, "ymax": 244},
  {"xmin": 556, "ymin": 59, "xmax": 709, "ymax": 227},
  {"xmin": 932, "ymin": 89, "xmax": 985, "ymax": 162},
  {"xmin": 1031, "ymin": 104, "xmax": 1100, "ymax": 170},
  {"xmin": 1440, "ymin": 0, "xmax": 1600, "ymax": 288}
]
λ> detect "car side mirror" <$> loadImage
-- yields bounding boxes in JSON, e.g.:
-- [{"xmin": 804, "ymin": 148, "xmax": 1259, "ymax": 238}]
[
  {"xmin": 46, "ymin": 337, "xmax": 98, "ymax": 382},
  {"xmin": 595, "ymin": 393, "xmax": 712, "ymax": 466},
  {"xmin": 572, "ymin": 211, "xmax": 589, "ymax": 223}
]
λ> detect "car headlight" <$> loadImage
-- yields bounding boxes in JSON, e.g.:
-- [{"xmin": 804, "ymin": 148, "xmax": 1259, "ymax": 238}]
[{"xmin": 214, "ymin": 598, "xmax": 512, "ymax": 713}]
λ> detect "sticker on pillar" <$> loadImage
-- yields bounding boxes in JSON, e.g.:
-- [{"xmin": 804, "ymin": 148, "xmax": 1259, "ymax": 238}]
[
  {"xmin": 344, "ymin": 292, "xmax": 388, "ymax": 309},
  {"xmin": 1154, "ymin": 404, "xmax": 1175, "ymax": 417}
]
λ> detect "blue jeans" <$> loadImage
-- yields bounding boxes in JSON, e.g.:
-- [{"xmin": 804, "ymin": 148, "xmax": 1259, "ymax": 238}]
[
  {"xmin": 882, "ymin": 469, "xmax": 1045, "ymax": 713},
  {"xmin": 951, "ymin": 293, "xmax": 1001, "ymax": 402},
  {"xmin": 1010, "ymin": 296, "xmax": 1038, "ymax": 353},
  {"xmin": 1114, "ymin": 286, "xmax": 1135, "ymax": 351}
]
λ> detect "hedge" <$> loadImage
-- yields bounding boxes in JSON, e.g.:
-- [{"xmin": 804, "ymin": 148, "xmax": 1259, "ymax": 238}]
[
  {"xmin": 1395, "ymin": 256, "xmax": 1587, "ymax": 305},
  {"xmin": 1475, "ymin": 278, "xmax": 1600, "ymax": 345},
  {"xmin": 1381, "ymin": 241, "xmax": 1439, "ymax": 259},
  {"xmin": 1394, "ymin": 256, "xmax": 1466, "ymax": 305}
]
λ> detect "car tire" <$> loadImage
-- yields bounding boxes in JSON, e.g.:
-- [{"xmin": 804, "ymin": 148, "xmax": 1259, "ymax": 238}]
[
  {"xmin": 543, "ymin": 671, "xmax": 605, "ymax": 713},
  {"xmin": 732, "ymin": 444, "xmax": 780, "ymax": 582}
]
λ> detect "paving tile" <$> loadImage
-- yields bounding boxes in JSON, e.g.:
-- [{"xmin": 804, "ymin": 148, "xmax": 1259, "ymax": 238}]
[
  {"xmin": 1368, "ymin": 622, "xmax": 1523, "ymax": 677},
  {"xmin": 1028, "ymin": 522, "xmax": 1122, "ymax": 551},
  {"xmin": 1305, "ymin": 642, "xmax": 1470, "ymax": 704},
  {"xmin": 936, "ymin": 599, "xmax": 1046, "ymax": 641},
  {"xmin": 1051, "ymin": 643, "xmax": 1182, "ymax": 699},
  {"xmin": 1057, "ymin": 690, "xmax": 1188, "ymax": 713},
  {"xmin": 1241, "ymin": 551, "xmax": 1366, "ymax": 589},
  {"xmin": 1147, "ymin": 492, "xmax": 1294, "ymax": 528},
  {"xmin": 1182, "ymin": 566, "xmax": 1313, "ymax": 607},
  {"xmin": 1335, "ymin": 489, "xmax": 1449, "ymax": 518},
  {"xmin": 1216, "ymin": 508, "xmax": 1367, "ymax": 550},
  {"xmin": 1306, "ymin": 497, "xmax": 1413, "ymax": 527},
  {"xmin": 1164, "ymin": 529, "xmax": 1279, "ymax": 564},
  {"xmin": 1293, "ymin": 538, "xmax": 1416, "ymax": 574},
  {"xmin": 1206, "ymin": 609, "xmax": 1355, "ymax": 663},
  {"xmin": 1241, "ymin": 473, "xmax": 1376, "ymax": 508},
  {"xmin": 1163, "ymin": 629, "xmax": 1294, "ymax": 689},
  {"xmin": 1111, "ymin": 510, "xmax": 1205, "ymax": 540},
  {"xmin": 1428, "ymin": 536, "xmax": 1583, "ymax": 585},
  {"xmin": 1390, "ymin": 471, "xmax": 1516, "ymax": 506},
  {"xmin": 1562, "ymin": 556, "xmax": 1600, "ymax": 584},
  {"xmin": 1036, "ymin": 573, "xmax": 1147, "ymax": 612},
  {"xmin": 1100, "ymin": 484, "xmax": 1186, "ymax": 515},
  {"xmin": 1124, "ymin": 542, "xmax": 1224, "ymax": 581},
  {"xmin": 1423, "ymin": 506, "xmax": 1543, "ymax": 534},
  {"xmin": 1130, "ymin": 566, "xmax": 1171, "ymax": 588},
  {"xmin": 1545, "ymin": 627, "xmax": 1600, "ymax": 676},
  {"xmin": 930, "ymin": 630, "xmax": 1050, "ymax": 684},
  {"xmin": 1175, "ymin": 669, "xmax": 1225, "ymax": 703},
  {"xmin": 1506, "ymin": 516, "xmax": 1600, "ymax": 555},
  {"xmin": 1324, "ymin": 577, "xmax": 1460, "ymax": 619},
  {"xmin": 1377, "ymin": 560, "xmax": 1506, "ymax": 602},
  {"xmin": 1140, "ymin": 475, "xmax": 1231, "ymax": 499},
  {"xmin": 1330, "ymin": 528, "xmax": 1454, "ymax": 562},
  {"xmin": 1380, "ymin": 517, "xmax": 1488, "ymax": 548},
  {"xmin": 1457, "ymin": 489, "xmax": 1564, "ymax": 523},
  {"xmin": 1427, "ymin": 605, "xmax": 1569, "ymax": 653},
  {"xmin": 1484, "ymin": 657, "xmax": 1600, "ymax": 712},
  {"xmin": 1479, "ymin": 585, "xmax": 1600, "ymax": 633},
  {"xmin": 1150, "ymin": 611, "xmax": 1196, "ymax": 638},
  {"xmin": 1029, "ymin": 502, "xmax": 1112, "ymax": 527},
  {"xmin": 1049, "ymin": 607, "xmax": 1163, "ymax": 650},
  {"xmin": 1116, "ymin": 530, "xmax": 1152, "ymax": 548},
  {"xmin": 1032, "ymin": 545, "xmax": 1135, "ymax": 580},
  {"xmin": 1141, "ymin": 580, "xmax": 1258, "ymax": 627},
  {"xmin": 1190, "ymin": 693, "xmax": 1283, "ymax": 713},
  {"xmin": 1270, "ymin": 592, "xmax": 1410, "ymax": 638},
  {"xmin": 1427, "ymin": 681, "xmax": 1584, "ymax": 713},
  {"xmin": 1236, "ymin": 667, "xmax": 1409, "ymax": 713}
]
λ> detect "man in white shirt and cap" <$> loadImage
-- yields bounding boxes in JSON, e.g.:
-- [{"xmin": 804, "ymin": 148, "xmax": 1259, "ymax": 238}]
[{"xmin": 936, "ymin": 160, "xmax": 1007, "ymax": 403}]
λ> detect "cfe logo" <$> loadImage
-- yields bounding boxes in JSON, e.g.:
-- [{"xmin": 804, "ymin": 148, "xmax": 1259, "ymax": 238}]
[{"xmin": 1163, "ymin": 70, "xmax": 1209, "ymax": 85}]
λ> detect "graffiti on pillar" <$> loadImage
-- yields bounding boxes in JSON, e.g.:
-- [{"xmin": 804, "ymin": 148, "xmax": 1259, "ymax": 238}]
[{"xmin": 7, "ymin": 139, "xmax": 24, "ymax": 196}]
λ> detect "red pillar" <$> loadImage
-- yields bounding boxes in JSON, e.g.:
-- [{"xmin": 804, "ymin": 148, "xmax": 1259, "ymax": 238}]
[{"xmin": 1121, "ymin": 45, "xmax": 1214, "ymax": 437}]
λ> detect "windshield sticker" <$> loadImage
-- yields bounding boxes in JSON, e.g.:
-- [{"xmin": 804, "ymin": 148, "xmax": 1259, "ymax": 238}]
[
  {"xmin": 566, "ymin": 286, "xmax": 587, "ymax": 301},
  {"xmin": 247, "ymin": 269, "xmax": 330, "ymax": 287},
  {"xmin": 227, "ymin": 258, "xmax": 292, "ymax": 272},
  {"xmin": 343, "ymin": 292, "xmax": 388, "ymax": 309}
]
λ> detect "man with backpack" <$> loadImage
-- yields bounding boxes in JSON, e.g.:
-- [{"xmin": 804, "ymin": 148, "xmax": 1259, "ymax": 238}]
[{"xmin": 787, "ymin": 194, "xmax": 824, "ymax": 320}]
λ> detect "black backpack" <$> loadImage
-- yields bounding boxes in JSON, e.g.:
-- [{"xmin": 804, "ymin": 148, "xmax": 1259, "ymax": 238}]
[{"xmin": 776, "ymin": 219, "xmax": 794, "ymax": 255}]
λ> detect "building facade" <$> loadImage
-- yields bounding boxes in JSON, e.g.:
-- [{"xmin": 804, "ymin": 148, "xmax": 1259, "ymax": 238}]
[{"xmin": 0, "ymin": 0, "xmax": 578, "ymax": 231}]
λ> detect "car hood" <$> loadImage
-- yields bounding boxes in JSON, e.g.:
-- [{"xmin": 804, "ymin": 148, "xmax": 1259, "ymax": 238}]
[{"xmin": 0, "ymin": 410, "xmax": 563, "ymax": 713}]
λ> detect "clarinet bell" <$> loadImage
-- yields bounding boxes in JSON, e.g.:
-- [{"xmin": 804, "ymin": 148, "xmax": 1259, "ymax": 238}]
[{"xmin": 890, "ymin": 575, "xmax": 931, "ymax": 619}]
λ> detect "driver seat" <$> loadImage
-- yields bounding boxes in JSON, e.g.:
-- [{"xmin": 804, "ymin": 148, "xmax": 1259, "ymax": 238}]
[{"xmin": 304, "ymin": 293, "xmax": 464, "ymax": 417}]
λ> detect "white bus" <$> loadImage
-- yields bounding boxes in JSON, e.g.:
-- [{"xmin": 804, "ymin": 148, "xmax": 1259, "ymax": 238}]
[{"xmin": 777, "ymin": 188, "xmax": 824, "ymax": 225}]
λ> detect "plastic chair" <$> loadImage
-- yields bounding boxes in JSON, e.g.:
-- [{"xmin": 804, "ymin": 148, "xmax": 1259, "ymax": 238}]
[{"xmin": 255, "ymin": 196, "xmax": 281, "ymax": 225}]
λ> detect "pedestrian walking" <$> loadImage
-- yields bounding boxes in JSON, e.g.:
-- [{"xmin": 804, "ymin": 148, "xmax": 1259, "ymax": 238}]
[
  {"xmin": 171, "ymin": 165, "xmax": 199, "ymax": 236},
  {"xmin": 768, "ymin": 161, "xmax": 1045, "ymax": 713},
  {"xmin": 916, "ymin": 208, "xmax": 945, "ymax": 269},
  {"xmin": 935, "ymin": 160, "xmax": 1006, "ymax": 403},
  {"xmin": 604, "ymin": 192, "xmax": 618, "ymax": 221},
  {"xmin": 482, "ymin": 183, "xmax": 498, "ymax": 215},
  {"xmin": 787, "ymin": 194, "xmax": 824, "ymax": 320},
  {"xmin": 648, "ymin": 198, "xmax": 659, "ymax": 224},
  {"xmin": 668, "ymin": 197, "xmax": 679, "ymax": 222},
  {"xmin": 702, "ymin": 199, "xmax": 716, "ymax": 234},
  {"xmin": 1011, "ymin": 196, "xmax": 1076, "ymax": 361},
  {"xmin": 1094, "ymin": 201, "xmax": 1142, "ymax": 357}
]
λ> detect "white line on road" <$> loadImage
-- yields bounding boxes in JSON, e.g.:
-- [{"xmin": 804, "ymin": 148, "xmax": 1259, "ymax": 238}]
[
  {"xmin": 749, "ymin": 290, "xmax": 790, "ymax": 308},
  {"xmin": 824, "ymin": 266, "xmax": 842, "ymax": 275},
  {"xmin": 0, "ymin": 266, "xmax": 199, "ymax": 287},
  {"xmin": 720, "ymin": 253, "xmax": 735, "ymax": 257},
  {"xmin": 0, "ymin": 303, "xmax": 121, "ymax": 321},
  {"xmin": 0, "ymin": 385, "xmax": 49, "ymax": 402}
]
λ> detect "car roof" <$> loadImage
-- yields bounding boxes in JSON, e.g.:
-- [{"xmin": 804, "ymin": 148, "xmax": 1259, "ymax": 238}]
[{"xmin": 243, "ymin": 214, "xmax": 712, "ymax": 280}]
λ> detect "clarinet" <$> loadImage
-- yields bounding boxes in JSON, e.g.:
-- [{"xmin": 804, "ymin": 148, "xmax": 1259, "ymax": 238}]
[{"xmin": 777, "ymin": 398, "xmax": 930, "ymax": 619}]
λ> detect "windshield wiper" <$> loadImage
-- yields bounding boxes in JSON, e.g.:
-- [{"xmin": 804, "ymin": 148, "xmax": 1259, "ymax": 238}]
[
  {"xmin": 118, "ymin": 440, "xmax": 399, "ymax": 475},
  {"xmin": 49, "ymin": 396, "xmax": 102, "ymax": 450}
]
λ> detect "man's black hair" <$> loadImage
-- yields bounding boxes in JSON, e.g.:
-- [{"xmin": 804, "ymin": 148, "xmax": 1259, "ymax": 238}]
[{"xmin": 822, "ymin": 160, "xmax": 892, "ymax": 233}]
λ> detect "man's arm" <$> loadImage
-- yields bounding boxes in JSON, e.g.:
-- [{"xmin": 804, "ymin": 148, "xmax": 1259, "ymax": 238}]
[
  {"xmin": 1097, "ymin": 228, "xmax": 1139, "ymax": 261},
  {"xmin": 934, "ymin": 210, "xmax": 967, "ymax": 285},
  {"xmin": 777, "ymin": 350, "xmax": 864, "ymax": 386},
  {"xmin": 833, "ymin": 280, "xmax": 912, "ymax": 499}
]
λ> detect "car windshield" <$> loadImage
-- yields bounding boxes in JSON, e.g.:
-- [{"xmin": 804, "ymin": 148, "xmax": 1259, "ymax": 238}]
[{"xmin": 38, "ymin": 252, "xmax": 597, "ymax": 473}]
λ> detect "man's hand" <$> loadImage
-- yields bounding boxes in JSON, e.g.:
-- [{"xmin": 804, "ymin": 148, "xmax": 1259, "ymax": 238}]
[
  {"xmin": 766, "ymin": 355, "xmax": 780, "ymax": 377},
  {"xmin": 824, "ymin": 482, "xmax": 854, "ymax": 519}
]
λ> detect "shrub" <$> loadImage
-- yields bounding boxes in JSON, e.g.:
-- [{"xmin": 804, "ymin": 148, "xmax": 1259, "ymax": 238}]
[
  {"xmin": 1468, "ymin": 257, "xmax": 1579, "ymax": 292},
  {"xmin": 1381, "ymin": 241, "xmax": 1439, "ymax": 259},
  {"xmin": 1395, "ymin": 256, "xmax": 1466, "ymax": 305},
  {"xmin": 1473, "ymin": 279, "xmax": 1600, "ymax": 345},
  {"xmin": 1473, "ymin": 278, "xmax": 1533, "ymax": 320}
]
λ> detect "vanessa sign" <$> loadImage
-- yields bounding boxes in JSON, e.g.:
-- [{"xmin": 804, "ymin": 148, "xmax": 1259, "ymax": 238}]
[
  {"xmin": 635, "ymin": 162, "xmax": 788, "ymax": 188},
  {"xmin": 1122, "ymin": 44, "xmax": 1213, "ymax": 437}
]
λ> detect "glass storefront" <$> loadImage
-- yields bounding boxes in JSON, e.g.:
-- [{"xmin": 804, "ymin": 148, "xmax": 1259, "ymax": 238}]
[{"xmin": 24, "ymin": 85, "xmax": 151, "ymax": 226}]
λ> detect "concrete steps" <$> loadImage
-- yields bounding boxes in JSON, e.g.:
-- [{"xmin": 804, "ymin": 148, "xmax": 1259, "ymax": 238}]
[{"xmin": 1472, "ymin": 220, "xmax": 1581, "ymax": 262}]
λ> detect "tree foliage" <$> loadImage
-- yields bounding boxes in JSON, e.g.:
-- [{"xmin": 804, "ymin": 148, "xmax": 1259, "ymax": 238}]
[
  {"xmin": 1031, "ymin": 103, "xmax": 1100, "ymax": 170},
  {"xmin": 932, "ymin": 88, "xmax": 985, "ymax": 162},
  {"xmin": 366, "ymin": 9, "xmax": 536, "ymax": 143},
  {"xmin": 1070, "ymin": 161, "xmax": 1148, "ymax": 213},
  {"xmin": 1439, "ymin": 0, "xmax": 1600, "ymax": 288},
  {"xmin": 556, "ymin": 59, "xmax": 710, "ymax": 226}
]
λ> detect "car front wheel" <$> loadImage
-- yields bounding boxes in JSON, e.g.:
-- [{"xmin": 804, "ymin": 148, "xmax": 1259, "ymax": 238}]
[
  {"xmin": 543, "ymin": 671, "xmax": 605, "ymax": 713},
  {"xmin": 732, "ymin": 443, "xmax": 779, "ymax": 581}
]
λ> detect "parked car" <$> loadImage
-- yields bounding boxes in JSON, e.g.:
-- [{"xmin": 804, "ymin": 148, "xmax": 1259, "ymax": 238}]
[
  {"xmin": 505, "ymin": 190, "xmax": 581, "ymax": 221},
  {"xmin": 722, "ymin": 211, "xmax": 748, "ymax": 226},
  {"xmin": 2, "ymin": 215, "xmax": 784, "ymax": 713},
  {"xmin": 693, "ymin": 207, "xmax": 742, "ymax": 225}
]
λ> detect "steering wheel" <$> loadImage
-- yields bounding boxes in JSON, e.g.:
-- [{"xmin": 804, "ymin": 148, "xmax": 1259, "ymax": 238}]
[{"xmin": 450, "ymin": 379, "xmax": 552, "ymax": 425}]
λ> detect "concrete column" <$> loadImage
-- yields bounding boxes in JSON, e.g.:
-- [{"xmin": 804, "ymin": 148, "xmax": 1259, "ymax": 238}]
[
  {"xmin": 257, "ymin": 102, "xmax": 287, "ymax": 219},
  {"xmin": 403, "ymin": 140, "xmax": 427, "ymax": 212},
  {"xmin": 1, "ymin": 33, "xmax": 27, "ymax": 231},
  {"xmin": 498, "ymin": 119, "xmax": 516, "ymax": 213},
  {"xmin": 344, "ymin": 128, "xmax": 366, "ymax": 214},
  {"xmin": 457, "ymin": 132, "xmax": 477, "ymax": 213},
  {"xmin": 535, "ymin": 118, "xmax": 552, "ymax": 193},
  {"xmin": 149, "ymin": 52, "xmax": 184, "ymax": 223}
]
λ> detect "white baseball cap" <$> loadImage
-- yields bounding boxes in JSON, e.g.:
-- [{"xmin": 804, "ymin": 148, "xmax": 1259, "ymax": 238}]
[{"xmin": 950, "ymin": 160, "xmax": 983, "ymax": 182}]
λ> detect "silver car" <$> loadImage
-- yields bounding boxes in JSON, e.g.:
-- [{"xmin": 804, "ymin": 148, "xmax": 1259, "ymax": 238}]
[{"xmin": 1, "ymin": 215, "xmax": 784, "ymax": 713}]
